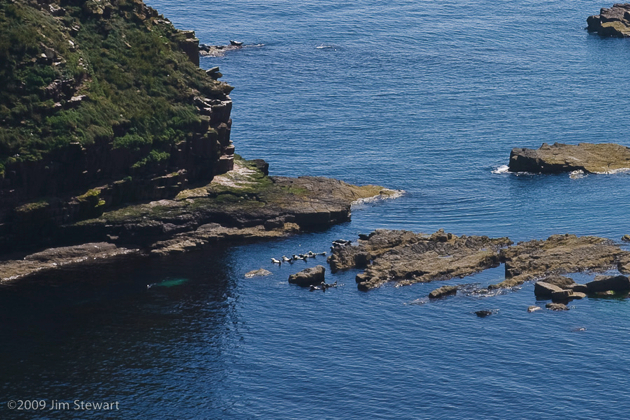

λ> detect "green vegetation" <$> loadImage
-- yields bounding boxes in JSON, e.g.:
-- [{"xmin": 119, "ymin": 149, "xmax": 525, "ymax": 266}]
[{"xmin": 0, "ymin": 0, "xmax": 231, "ymax": 173}]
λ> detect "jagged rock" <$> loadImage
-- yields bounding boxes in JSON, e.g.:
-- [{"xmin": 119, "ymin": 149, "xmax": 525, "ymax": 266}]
[
  {"xmin": 527, "ymin": 306, "xmax": 542, "ymax": 313},
  {"xmin": 508, "ymin": 143, "xmax": 630, "ymax": 174},
  {"xmin": 546, "ymin": 303, "xmax": 569, "ymax": 311},
  {"xmin": 587, "ymin": 4, "xmax": 630, "ymax": 37},
  {"xmin": 328, "ymin": 229, "xmax": 512, "ymax": 291},
  {"xmin": 534, "ymin": 281, "xmax": 565, "ymax": 299},
  {"xmin": 428, "ymin": 285, "xmax": 458, "ymax": 299},
  {"xmin": 288, "ymin": 265, "xmax": 325, "ymax": 287},
  {"xmin": 585, "ymin": 275, "xmax": 630, "ymax": 293},
  {"xmin": 244, "ymin": 268, "xmax": 272, "ymax": 278},
  {"xmin": 490, "ymin": 234, "xmax": 630, "ymax": 289}
]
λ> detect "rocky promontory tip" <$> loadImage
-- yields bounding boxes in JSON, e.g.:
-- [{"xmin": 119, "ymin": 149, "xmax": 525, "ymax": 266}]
[
  {"xmin": 508, "ymin": 143, "xmax": 630, "ymax": 174},
  {"xmin": 587, "ymin": 4, "xmax": 630, "ymax": 37}
]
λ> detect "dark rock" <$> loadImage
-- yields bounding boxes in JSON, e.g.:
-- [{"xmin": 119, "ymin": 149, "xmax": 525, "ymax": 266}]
[
  {"xmin": 585, "ymin": 275, "xmax": 630, "ymax": 293},
  {"xmin": 428, "ymin": 285, "xmax": 458, "ymax": 299},
  {"xmin": 546, "ymin": 303, "xmax": 569, "ymax": 311},
  {"xmin": 288, "ymin": 265, "xmax": 325, "ymax": 287},
  {"xmin": 534, "ymin": 281, "xmax": 565, "ymax": 299},
  {"xmin": 475, "ymin": 310, "xmax": 494, "ymax": 318},
  {"xmin": 569, "ymin": 284, "xmax": 589, "ymax": 293}
]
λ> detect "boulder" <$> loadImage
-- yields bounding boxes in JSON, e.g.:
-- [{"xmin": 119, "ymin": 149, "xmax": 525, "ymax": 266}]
[
  {"xmin": 288, "ymin": 265, "xmax": 325, "ymax": 287},
  {"xmin": 585, "ymin": 275, "xmax": 630, "ymax": 293},
  {"xmin": 428, "ymin": 285, "xmax": 458, "ymax": 299},
  {"xmin": 623, "ymin": 234, "xmax": 630, "ymax": 242},
  {"xmin": 527, "ymin": 306, "xmax": 542, "ymax": 313},
  {"xmin": 475, "ymin": 310, "xmax": 495, "ymax": 318},
  {"xmin": 546, "ymin": 303, "xmax": 569, "ymax": 311},
  {"xmin": 534, "ymin": 281, "xmax": 565, "ymax": 299}
]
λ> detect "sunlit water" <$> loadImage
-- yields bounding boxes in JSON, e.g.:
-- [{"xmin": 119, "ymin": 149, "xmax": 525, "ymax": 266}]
[{"xmin": 3, "ymin": 0, "xmax": 630, "ymax": 418}]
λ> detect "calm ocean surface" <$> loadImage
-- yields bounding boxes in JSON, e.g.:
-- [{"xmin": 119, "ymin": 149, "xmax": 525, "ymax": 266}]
[{"xmin": 3, "ymin": 0, "xmax": 630, "ymax": 418}]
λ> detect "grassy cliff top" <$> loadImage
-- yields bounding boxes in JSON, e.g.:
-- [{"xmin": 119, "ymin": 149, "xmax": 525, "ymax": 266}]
[{"xmin": 0, "ymin": 0, "xmax": 231, "ymax": 175}]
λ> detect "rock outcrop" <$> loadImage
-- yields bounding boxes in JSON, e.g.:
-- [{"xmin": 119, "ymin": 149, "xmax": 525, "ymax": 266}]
[
  {"xmin": 587, "ymin": 4, "xmax": 630, "ymax": 37},
  {"xmin": 489, "ymin": 234, "xmax": 630, "ymax": 289},
  {"xmin": 288, "ymin": 265, "xmax": 326, "ymax": 287},
  {"xmin": 508, "ymin": 143, "xmax": 630, "ymax": 174},
  {"xmin": 0, "ymin": 243, "xmax": 137, "ymax": 282},
  {"xmin": 328, "ymin": 229, "xmax": 512, "ymax": 291}
]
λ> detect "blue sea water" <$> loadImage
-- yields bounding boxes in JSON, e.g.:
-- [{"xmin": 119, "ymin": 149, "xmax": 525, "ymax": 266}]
[{"xmin": 3, "ymin": 0, "xmax": 630, "ymax": 418}]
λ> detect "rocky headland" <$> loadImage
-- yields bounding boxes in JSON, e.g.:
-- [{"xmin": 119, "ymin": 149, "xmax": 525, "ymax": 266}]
[
  {"xmin": 508, "ymin": 143, "xmax": 630, "ymax": 174},
  {"xmin": 587, "ymin": 3, "xmax": 630, "ymax": 37},
  {"xmin": 0, "ymin": 0, "xmax": 400, "ymax": 282}
]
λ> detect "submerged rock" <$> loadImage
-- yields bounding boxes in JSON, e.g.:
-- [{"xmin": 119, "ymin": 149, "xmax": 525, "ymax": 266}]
[
  {"xmin": 244, "ymin": 268, "xmax": 272, "ymax": 278},
  {"xmin": 587, "ymin": 4, "xmax": 630, "ymax": 37},
  {"xmin": 328, "ymin": 229, "xmax": 512, "ymax": 291},
  {"xmin": 288, "ymin": 265, "xmax": 326, "ymax": 287},
  {"xmin": 527, "ymin": 306, "xmax": 542, "ymax": 313},
  {"xmin": 508, "ymin": 143, "xmax": 630, "ymax": 174},
  {"xmin": 546, "ymin": 303, "xmax": 569, "ymax": 311},
  {"xmin": 475, "ymin": 310, "xmax": 495, "ymax": 318}
]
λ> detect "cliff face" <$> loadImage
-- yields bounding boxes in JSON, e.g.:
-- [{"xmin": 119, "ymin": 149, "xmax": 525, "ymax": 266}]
[{"xmin": 0, "ymin": 0, "xmax": 235, "ymax": 250}]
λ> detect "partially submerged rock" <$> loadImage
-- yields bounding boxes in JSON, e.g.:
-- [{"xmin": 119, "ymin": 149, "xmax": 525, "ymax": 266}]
[
  {"xmin": 244, "ymin": 268, "xmax": 273, "ymax": 278},
  {"xmin": 428, "ymin": 285, "xmax": 458, "ymax": 299},
  {"xmin": 490, "ymin": 234, "xmax": 630, "ymax": 289},
  {"xmin": 587, "ymin": 4, "xmax": 630, "ymax": 37},
  {"xmin": 508, "ymin": 143, "xmax": 630, "ymax": 174},
  {"xmin": 475, "ymin": 310, "xmax": 495, "ymax": 318},
  {"xmin": 546, "ymin": 303, "xmax": 569, "ymax": 311},
  {"xmin": 527, "ymin": 306, "xmax": 542, "ymax": 313},
  {"xmin": 288, "ymin": 265, "xmax": 326, "ymax": 287},
  {"xmin": 585, "ymin": 275, "xmax": 630, "ymax": 293},
  {"xmin": 328, "ymin": 229, "xmax": 512, "ymax": 291}
]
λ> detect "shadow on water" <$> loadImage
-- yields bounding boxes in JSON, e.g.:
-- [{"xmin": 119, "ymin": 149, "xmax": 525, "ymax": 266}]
[{"xmin": 0, "ymin": 245, "xmax": 239, "ymax": 418}]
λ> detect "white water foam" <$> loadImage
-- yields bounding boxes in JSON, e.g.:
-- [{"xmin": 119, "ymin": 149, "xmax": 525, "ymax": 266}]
[
  {"xmin": 351, "ymin": 189, "xmax": 405, "ymax": 207},
  {"xmin": 491, "ymin": 165, "xmax": 510, "ymax": 174}
]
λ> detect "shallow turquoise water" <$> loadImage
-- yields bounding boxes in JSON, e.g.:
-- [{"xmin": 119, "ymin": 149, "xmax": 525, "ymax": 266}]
[{"xmin": 3, "ymin": 0, "xmax": 630, "ymax": 418}]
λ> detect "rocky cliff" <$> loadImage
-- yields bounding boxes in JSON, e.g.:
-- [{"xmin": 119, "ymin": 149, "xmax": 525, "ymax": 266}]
[{"xmin": 0, "ymin": 0, "xmax": 236, "ymax": 251}]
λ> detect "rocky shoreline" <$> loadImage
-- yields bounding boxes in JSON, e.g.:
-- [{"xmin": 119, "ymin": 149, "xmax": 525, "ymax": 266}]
[{"xmin": 0, "ymin": 158, "xmax": 400, "ymax": 282}]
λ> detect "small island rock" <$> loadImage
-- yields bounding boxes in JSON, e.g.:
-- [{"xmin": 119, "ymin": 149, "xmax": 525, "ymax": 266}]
[{"xmin": 288, "ymin": 265, "xmax": 326, "ymax": 287}]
